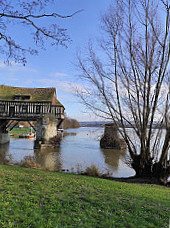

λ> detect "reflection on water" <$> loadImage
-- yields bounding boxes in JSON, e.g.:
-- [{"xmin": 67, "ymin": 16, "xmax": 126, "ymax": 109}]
[
  {"xmin": 0, "ymin": 144, "xmax": 10, "ymax": 164},
  {"xmin": 101, "ymin": 149, "xmax": 126, "ymax": 171},
  {"xmin": 34, "ymin": 148, "xmax": 62, "ymax": 171},
  {"xmin": 0, "ymin": 127, "xmax": 135, "ymax": 178}
]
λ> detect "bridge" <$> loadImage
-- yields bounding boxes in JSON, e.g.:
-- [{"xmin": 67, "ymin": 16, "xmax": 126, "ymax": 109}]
[{"xmin": 0, "ymin": 85, "xmax": 65, "ymax": 148}]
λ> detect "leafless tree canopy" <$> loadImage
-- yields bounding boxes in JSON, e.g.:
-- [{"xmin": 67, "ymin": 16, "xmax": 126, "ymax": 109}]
[
  {"xmin": 78, "ymin": 0, "xmax": 169, "ymax": 182},
  {"xmin": 0, "ymin": 0, "xmax": 81, "ymax": 64}
]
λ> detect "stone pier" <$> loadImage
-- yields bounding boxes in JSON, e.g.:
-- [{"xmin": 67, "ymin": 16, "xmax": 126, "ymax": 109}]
[
  {"xmin": 0, "ymin": 133, "xmax": 10, "ymax": 144},
  {"xmin": 0, "ymin": 120, "xmax": 10, "ymax": 144},
  {"xmin": 100, "ymin": 123, "xmax": 126, "ymax": 149},
  {"xmin": 34, "ymin": 116, "xmax": 58, "ymax": 149}
]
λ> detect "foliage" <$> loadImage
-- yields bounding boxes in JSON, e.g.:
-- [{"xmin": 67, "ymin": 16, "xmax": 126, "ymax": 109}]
[
  {"xmin": 10, "ymin": 128, "xmax": 31, "ymax": 135},
  {"xmin": 77, "ymin": 0, "xmax": 169, "ymax": 182},
  {"xmin": 49, "ymin": 135, "xmax": 61, "ymax": 147},
  {"xmin": 85, "ymin": 164, "xmax": 101, "ymax": 177},
  {"xmin": 20, "ymin": 156, "xmax": 39, "ymax": 169},
  {"xmin": 63, "ymin": 116, "xmax": 80, "ymax": 129},
  {"xmin": 0, "ymin": 165, "xmax": 169, "ymax": 227}
]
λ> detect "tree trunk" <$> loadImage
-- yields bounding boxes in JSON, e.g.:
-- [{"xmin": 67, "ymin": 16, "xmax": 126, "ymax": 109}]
[
  {"xmin": 152, "ymin": 162, "xmax": 170, "ymax": 185},
  {"xmin": 132, "ymin": 155, "xmax": 152, "ymax": 178},
  {"xmin": 131, "ymin": 155, "xmax": 169, "ymax": 184}
]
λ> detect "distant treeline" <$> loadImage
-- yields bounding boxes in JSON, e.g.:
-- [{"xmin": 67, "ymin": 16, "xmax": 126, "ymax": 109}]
[
  {"xmin": 80, "ymin": 121, "xmax": 109, "ymax": 127},
  {"xmin": 63, "ymin": 117, "xmax": 81, "ymax": 129},
  {"xmin": 8, "ymin": 117, "xmax": 81, "ymax": 130},
  {"xmin": 79, "ymin": 121, "xmax": 166, "ymax": 129}
]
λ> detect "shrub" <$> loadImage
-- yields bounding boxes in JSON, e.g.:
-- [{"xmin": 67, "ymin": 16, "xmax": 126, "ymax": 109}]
[
  {"xmin": 85, "ymin": 164, "xmax": 101, "ymax": 177},
  {"xmin": 20, "ymin": 156, "xmax": 39, "ymax": 168},
  {"xmin": 49, "ymin": 135, "xmax": 61, "ymax": 147}
]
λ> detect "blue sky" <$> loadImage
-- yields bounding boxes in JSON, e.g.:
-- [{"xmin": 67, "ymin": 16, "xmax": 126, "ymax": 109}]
[{"xmin": 0, "ymin": 0, "xmax": 113, "ymax": 121}]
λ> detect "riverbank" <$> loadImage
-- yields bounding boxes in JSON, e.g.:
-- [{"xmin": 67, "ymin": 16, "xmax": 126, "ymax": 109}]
[
  {"xmin": 10, "ymin": 128, "xmax": 34, "ymax": 138},
  {"xmin": 0, "ymin": 165, "xmax": 169, "ymax": 227}
]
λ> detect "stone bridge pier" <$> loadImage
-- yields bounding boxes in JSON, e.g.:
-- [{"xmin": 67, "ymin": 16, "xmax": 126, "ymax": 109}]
[
  {"xmin": 34, "ymin": 116, "xmax": 58, "ymax": 149},
  {"xmin": 0, "ymin": 120, "xmax": 10, "ymax": 144},
  {"xmin": 100, "ymin": 123, "xmax": 126, "ymax": 149}
]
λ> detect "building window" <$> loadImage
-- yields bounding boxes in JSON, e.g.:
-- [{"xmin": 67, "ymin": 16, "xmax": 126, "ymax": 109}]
[{"xmin": 14, "ymin": 95, "xmax": 31, "ymax": 101}]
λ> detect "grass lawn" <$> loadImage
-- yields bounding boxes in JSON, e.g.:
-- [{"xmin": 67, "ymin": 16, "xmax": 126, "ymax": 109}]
[
  {"xmin": 0, "ymin": 165, "xmax": 169, "ymax": 228},
  {"xmin": 10, "ymin": 128, "xmax": 33, "ymax": 135}
]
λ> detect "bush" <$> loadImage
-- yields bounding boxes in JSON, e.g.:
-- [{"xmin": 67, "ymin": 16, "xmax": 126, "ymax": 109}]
[
  {"xmin": 85, "ymin": 164, "xmax": 101, "ymax": 177},
  {"xmin": 49, "ymin": 135, "xmax": 61, "ymax": 146},
  {"xmin": 20, "ymin": 156, "xmax": 39, "ymax": 168}
]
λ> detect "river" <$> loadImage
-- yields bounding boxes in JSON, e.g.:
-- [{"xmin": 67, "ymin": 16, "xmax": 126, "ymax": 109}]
[{"xmin": 0, "ymin": 127, "xmax": 135, "ymax": 178}]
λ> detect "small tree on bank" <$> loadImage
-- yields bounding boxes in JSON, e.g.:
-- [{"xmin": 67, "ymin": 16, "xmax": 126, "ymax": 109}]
[
  {"xmin": 0, "ymin": 0, "xmax": 81, "ymax": 64},
  {"xmin": 77, "ymin": 0, "xmax": 169, "ymax": 183}
]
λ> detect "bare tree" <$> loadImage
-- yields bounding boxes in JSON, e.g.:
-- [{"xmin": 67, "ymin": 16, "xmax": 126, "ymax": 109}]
[
  {"xmin": 77, "ymin": 0, "xmax": 169, "ymax": 183},
  {"xmin": 0, "ymin": 0, "xmax": 81, "ymax": 64}
]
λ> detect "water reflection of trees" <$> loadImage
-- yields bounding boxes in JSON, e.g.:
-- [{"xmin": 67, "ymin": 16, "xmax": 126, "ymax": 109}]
[
  {"xmin": 34, "ymin": 148, "xmax": 62, "ymax": 171},
  {"xmin": 63, "ymin": 132, "xmax": 77, "ymax": 137},
  {"xmin": 101, "ymin": 149, "xmax": 126, "ymax": 172}
]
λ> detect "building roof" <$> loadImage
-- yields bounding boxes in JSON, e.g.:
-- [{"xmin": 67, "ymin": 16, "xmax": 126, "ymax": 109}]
[{"xmin": 0, "ymin": 85, "xmax": 63, "ymax": 106}]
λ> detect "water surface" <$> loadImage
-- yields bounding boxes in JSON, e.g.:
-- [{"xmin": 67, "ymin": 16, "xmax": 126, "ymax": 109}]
[{"xmin": 0, "ymin": 127, "xmax": 135, "ymax": 178}]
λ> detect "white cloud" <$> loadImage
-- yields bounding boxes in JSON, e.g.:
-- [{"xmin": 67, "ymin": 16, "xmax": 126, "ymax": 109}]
[
  {"xmin": 37, "ymin": 79, "xmax": 57, "ymax": 86},
  {"xmin": 9, "ymin": 66, "xmax": 37, "ymax": 73},
  {"xmin": 0, "ymin": 61, "xmax": 20, "ymax": 68},
  {"xmin": 0, "ymin": 61, "xmax": 37, "ymax": 73},
  {"xmin": 50, "ymin": 72, "xmax": 69, "ymax": 77},
  {"xmin": 58, "ymin": 81, "xmax": 87, "ymax": 94},
  {"xmin": 37, "ymin": 78, "xmax": 87, "ymax": 94},
  {"xmin": 0, "ymin": 62, "xmax": 7, "ymax": 68}
]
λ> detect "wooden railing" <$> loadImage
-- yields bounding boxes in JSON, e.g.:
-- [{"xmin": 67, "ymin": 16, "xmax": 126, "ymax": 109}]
[{"xmin": 0, "ymin": 101, "xmax": 64, "ymax": 120}]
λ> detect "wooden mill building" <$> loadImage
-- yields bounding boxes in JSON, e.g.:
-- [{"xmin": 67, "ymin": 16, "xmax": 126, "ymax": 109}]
[{"xmin": 0, "ymin": 85, "xmax": 65, "ymax": 146}]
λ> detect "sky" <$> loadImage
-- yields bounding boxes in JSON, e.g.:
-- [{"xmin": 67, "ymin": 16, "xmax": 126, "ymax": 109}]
[{"xmin": 0, "ymin": 0, "xmax": 113, "ymax": 121}]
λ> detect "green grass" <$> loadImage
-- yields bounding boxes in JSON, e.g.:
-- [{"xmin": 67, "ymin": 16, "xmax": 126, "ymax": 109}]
[
  {"xmin": 10, "ymin": 128, "xmax": 34, "ymax": 135},
  {"xmin": 0, "ymin": 165, "xmax": 169, "ymax": 228},
  {"xmin": 0, "ymin": 85, "xmax": 53, "ymax": 102}
]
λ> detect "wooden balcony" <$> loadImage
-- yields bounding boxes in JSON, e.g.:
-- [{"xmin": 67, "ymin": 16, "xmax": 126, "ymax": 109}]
[{"xmin": 0, "ymin": 101, "xmax": 64, "ymax": 121}]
